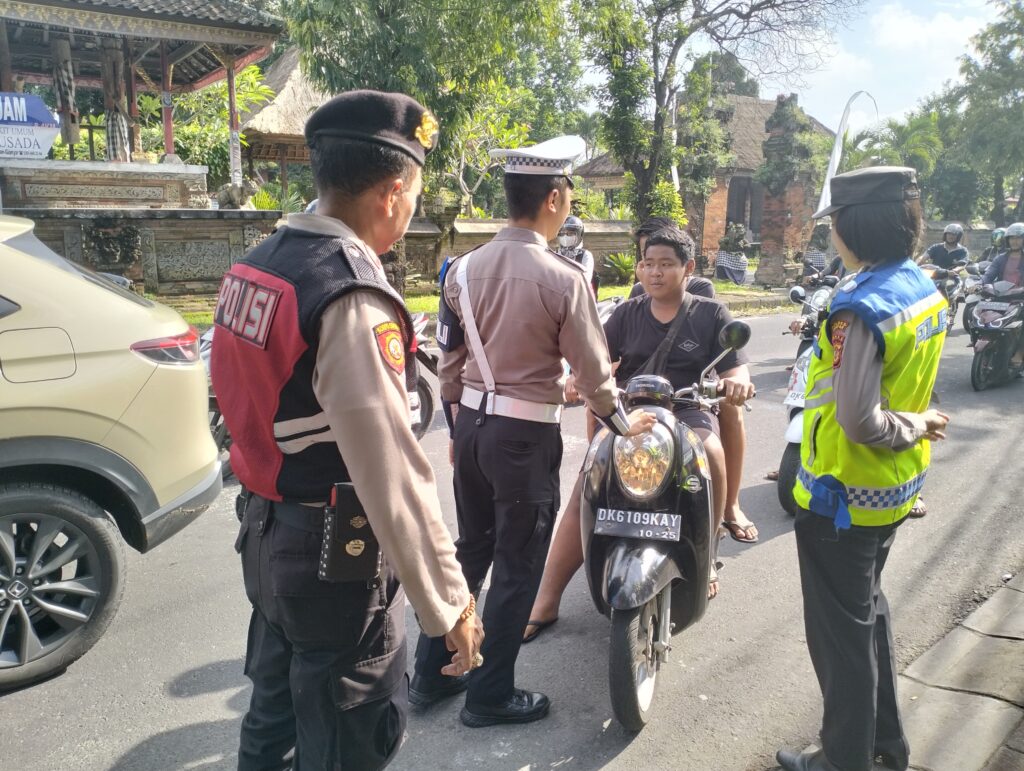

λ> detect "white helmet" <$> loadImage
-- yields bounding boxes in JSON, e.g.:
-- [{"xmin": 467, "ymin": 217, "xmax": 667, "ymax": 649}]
[{"xmin": 1005, "ymin": 222, "xmax": 1024, "ymax": 239}]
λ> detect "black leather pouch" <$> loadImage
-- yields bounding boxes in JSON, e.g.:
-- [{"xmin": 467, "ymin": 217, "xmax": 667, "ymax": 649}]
[{"xmin": 319, "ymin": 482, "xmax": 382, "ymax": 583}]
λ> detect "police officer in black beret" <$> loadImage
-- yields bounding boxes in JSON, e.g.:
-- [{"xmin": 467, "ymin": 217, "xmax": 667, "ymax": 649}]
[{"xmin": 212, "ymin": 90, "xmax": 482, "ymax": 771}]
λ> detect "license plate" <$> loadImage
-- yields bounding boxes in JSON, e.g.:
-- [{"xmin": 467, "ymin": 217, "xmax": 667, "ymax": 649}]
[{"xmin": 594, "ymin": 508, "xmax": 682, "ymax": 542}]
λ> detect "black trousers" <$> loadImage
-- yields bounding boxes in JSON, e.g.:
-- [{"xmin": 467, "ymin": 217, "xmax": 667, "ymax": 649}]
[
  {"xmin": 236, "ymin": 495, "xmax": 408, "ymax": 771},
  {"xmin": 794, "ymin": 508, "xmax": 909, "ymax": 771},
  {"xmin": 414, "ymin": 406, "xmax": 562, "ymax": 706}
]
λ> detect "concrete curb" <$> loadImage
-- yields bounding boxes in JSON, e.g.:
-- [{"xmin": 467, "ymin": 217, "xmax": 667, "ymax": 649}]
[{"xmin": 788, "ymin": 577, "xmax": 1024, "ymax": 771}]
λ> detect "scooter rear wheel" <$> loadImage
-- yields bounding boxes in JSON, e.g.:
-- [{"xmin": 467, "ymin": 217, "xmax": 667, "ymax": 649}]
[{"xmin": 609, "ymin": 599, "xmax": 659, "ymax": 732}]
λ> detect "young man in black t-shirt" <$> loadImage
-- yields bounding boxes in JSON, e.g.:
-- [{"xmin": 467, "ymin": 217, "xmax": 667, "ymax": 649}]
[{"xmin": 523, "ymin": 228, "xmax": 754, "ymax": 634}]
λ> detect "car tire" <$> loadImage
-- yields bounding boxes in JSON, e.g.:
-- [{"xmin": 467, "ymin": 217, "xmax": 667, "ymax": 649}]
[{"xmin": 0, "ymin": 483, "xmax": 126, "ymax": 691}]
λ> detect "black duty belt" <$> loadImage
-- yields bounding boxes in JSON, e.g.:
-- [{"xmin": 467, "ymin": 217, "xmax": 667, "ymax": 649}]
[{"xmin": 271, "ymin": 500, "xmax": 326, "ymax": 533}]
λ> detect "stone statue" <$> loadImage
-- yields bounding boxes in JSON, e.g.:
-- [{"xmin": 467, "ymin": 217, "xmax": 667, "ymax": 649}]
[{"xmin": 216, "ymin": 179, "xmax": 259, "ymax": 210}]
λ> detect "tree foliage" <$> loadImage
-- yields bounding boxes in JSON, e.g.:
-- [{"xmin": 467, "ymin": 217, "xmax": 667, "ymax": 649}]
[
  {"xmin": 280, "ymin": 1, "xmax": 574, "ymax": 171},
  {"xmin": 576, "ymin": 0, "xmax": 860, "ymax": 222}
]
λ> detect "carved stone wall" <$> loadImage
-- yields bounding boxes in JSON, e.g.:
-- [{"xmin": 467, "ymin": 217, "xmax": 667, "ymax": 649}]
[
  {"xmin": 25, "ymin": 208, "xmax": 278, "ymax": 294},
  {"xmin": 0, "ymin": 159, "xmax": 209, "ymax": 210}
]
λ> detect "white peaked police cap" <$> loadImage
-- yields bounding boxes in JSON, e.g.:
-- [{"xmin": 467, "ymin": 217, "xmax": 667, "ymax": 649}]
[{"xmin": 489, "ymin": 135, "xmax": 587, "ymax": 177}]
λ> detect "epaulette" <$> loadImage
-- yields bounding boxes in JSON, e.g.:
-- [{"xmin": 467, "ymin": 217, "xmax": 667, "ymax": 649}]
[{"xmin": 548, "ymin": 248, "xmax": 586, "ymax": 272}]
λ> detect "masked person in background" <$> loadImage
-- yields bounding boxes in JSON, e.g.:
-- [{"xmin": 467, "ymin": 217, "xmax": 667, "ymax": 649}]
[{"xmin": 557, "ymin": 215, "xmax": 598, "ymax": 294}]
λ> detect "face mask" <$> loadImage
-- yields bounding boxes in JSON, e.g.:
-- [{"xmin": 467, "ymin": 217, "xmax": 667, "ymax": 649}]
[{"xmin": 558, "ymin": 235, "xmax": 575, "ymax": 248}]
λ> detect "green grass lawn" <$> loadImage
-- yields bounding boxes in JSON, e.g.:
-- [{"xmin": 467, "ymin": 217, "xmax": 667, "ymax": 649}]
[{"xmin": 166, "ymin": 277, "xmax": 771, "ymax": 330}]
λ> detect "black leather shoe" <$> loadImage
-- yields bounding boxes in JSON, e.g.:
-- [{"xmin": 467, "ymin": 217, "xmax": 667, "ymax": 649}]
[
  {"xmin": 408, "ymin": 673, "xmax": 469, "ymax": 708},
  {"xmin": 875, "ymin": 750, "xmax": 908, "ymax": 771},
  {"xmin": 776, "ymin": 748, "xmax": 842, "ymax": 771},
  {"xmin": 460, "ymin": 689, "xmax": 550, "ymax": 727}
]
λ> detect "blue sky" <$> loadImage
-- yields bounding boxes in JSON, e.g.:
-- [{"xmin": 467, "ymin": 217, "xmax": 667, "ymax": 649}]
[{"xmin": 760, "ymin": 0, "xmax": 1002, "ymax": 133}]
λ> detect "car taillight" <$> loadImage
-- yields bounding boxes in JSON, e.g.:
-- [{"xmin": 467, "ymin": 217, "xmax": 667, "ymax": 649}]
[{"xmin": 130, "ymin": 327, "xmax": 200, "ymax": 365}]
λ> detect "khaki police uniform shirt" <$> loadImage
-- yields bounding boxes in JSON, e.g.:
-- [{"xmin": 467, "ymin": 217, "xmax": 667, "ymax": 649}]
[
  {"xmin": 439, "ymin": 226, "xmax": 619, "ymax": 415},
  {"xmin": 830, "ymin": 310, "xmax": 929, "ymax": 451},
  {"xmin": 284, "ymin": 213, "xmax": 469, "ymax": 638}
]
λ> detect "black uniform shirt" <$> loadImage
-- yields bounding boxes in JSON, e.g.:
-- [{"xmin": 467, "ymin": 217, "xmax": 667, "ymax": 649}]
[{"xmin": 603, "ymin": 294, "xmax": 747, "ymax": 389}]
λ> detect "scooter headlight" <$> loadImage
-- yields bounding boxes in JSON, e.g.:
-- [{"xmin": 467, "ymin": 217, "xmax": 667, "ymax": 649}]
[
  {"xmin": 613, "ymin": 422, "xmax": 674, "ymax": 500},
  {"xmin": 809, "ymin": 288, "xmax": 831, "ymax": 311}
]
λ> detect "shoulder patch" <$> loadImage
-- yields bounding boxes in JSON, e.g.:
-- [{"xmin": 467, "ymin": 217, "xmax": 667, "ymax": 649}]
[
  {"xmin": 373, "ymin": 321, "xmax": 405, "ymax": 374},
  {"xmin": 831, "ymin": 319, "xmax": 850, "ymax": 369}
]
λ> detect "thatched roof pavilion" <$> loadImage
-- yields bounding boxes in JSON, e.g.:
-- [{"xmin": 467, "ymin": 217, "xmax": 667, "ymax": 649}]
[{"xmin": 241, "ymin": 46, "xmax": 328, "ymax": 194}]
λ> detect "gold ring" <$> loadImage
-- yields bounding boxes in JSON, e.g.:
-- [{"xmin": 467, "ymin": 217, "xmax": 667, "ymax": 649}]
[{"xmin": 471, "ymin": 653, "xmax": 484, "ymax": 669}]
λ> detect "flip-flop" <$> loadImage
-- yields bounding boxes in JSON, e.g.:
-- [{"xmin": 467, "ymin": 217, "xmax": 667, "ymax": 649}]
[
  {"xmin": 722, "ymin": 520, "xmax": 759, "ymax": 544},
  {"xmin": 522, "ymin": 618, "xmax": 557, "ymax": 644},
  {"xmin": 908, "ymin": 498, "xmax": 927, "ymax": 518},
  {"xmin": 708, "ymin": 566, "xmax": 720, "ymax": 600}
]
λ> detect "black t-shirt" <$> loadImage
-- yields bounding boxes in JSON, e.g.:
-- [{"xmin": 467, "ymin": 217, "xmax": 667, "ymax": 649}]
[
  {"xmin": 925, "ymin": 243, "xmax": 968, "ymax": 269},
  {"xmin": 603, "ymin": 295, "xmax": 748, "ymax": 389},
  {"xmin": 629, "ymin": 276, "xmax": 714, "ymax": 300}
]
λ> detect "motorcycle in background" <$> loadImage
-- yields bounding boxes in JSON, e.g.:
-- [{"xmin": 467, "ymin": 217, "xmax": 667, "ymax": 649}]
[
  {"xmin": 919, "ymin": 262, "xmax": 967, "ymax": 333},
  {"xmin": 962, "ymin": 261, "xmax": 991, "ymax": 335},
  {"xmin": 579, "ymin": 321, "xmax": 752, "ymax": 731},
  {"xmin": 970, "ymin": 280, "xmax": 1024, "ymax": 391},
  {"xmin": 775, "ymin": 278, "xmax": 833, "ymax": 517}
]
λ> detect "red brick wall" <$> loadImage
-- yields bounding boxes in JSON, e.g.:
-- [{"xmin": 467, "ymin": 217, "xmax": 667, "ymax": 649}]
[
  {"xmin": 701, "ymin": 175, "xmax": 729, "ymax": 257},
  {"xmin": 760, "ymin": 172, "xmax": 817, "ymax": 258}
]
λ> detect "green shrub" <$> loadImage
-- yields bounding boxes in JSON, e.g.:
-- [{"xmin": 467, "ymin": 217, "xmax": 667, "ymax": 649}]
[{"xmin": 604, "ymin": 251, "xmax": 637, "ymax": 284}]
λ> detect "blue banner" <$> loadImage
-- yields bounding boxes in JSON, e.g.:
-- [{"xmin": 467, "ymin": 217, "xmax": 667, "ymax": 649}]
[{"xmin": 0, "ymin": 93, "xmax": 59, "ymax": 160}]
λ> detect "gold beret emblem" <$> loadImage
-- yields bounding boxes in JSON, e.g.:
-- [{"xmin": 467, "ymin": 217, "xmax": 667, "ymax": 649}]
[
  {"xmin": 345, "ymin": 539, "xmax": 365, "ymax": 556},
  {"xmin": 415, "ymin": 111, "xmax": 439, "ymax": 149},
  {"xmin": 350, "ymin": 515, "xmax": 368, "ymax": 529}
]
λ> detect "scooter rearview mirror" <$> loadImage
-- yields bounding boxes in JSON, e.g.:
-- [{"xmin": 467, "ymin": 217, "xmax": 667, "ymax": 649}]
[{"xmin": 718, "ymin": 320, "xmax": 751, "ymax": 352}]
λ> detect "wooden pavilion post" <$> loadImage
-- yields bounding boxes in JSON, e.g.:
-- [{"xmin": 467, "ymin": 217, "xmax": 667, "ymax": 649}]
[
  {"xmin": 159, "ymin": 40, "xmax": 178, "ymax": 162},
  {"xmin": 0, "ymin": 21, "xmax": 13, "ymax": 92},
  {"xmin": 123, "ymin": 37, "xmax": 141, "ymax": 156},
  {"xmin": 278, "ymin": 145, "xmax": 289, "ymax": 199},
  {"xmin": 226, "ymin": 59, "xmax": 243, "ymax": 186}
]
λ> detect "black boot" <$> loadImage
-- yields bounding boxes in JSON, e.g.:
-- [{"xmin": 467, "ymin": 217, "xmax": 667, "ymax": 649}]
[
  {"xmin": 460, "ymin": 689, "xmax": 550, "ymax": 727},
  {"xmin": 408, "ymin": 673, "xmax": 470, "ymax": 708},
  {"xmin": 776, "ymin": 748, "xmax": 843, "ymax": 771}
]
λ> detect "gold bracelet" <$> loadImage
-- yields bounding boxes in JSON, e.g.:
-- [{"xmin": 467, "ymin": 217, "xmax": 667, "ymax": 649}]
[{"xmin": 459, "ymin": 595, "xmax": 476, "ymax": 622}]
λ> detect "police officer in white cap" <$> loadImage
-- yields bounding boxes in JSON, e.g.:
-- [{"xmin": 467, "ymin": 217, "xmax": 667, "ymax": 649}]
[{"xmin": 410, "ymin": 136, "xmax": 655, "ymax": 726}]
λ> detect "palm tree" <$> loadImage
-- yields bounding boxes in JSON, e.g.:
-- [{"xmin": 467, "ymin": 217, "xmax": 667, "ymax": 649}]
[{"xmin": 839, "ymin": 112, "xmax": 943, "ymax": 176}]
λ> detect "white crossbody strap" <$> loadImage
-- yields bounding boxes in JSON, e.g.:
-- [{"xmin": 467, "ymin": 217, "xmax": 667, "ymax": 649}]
[{"xmin": 455, "ymin": 251, "xmax": 497, "ymax": 394}]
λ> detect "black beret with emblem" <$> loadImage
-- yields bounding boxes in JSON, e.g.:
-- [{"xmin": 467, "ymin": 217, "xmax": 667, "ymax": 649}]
[{"xmin": 305, "ymin": 90, "xmax": 439, "ymax": 166}]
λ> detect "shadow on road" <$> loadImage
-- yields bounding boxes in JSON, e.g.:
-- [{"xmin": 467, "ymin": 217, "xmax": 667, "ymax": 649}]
[{"xmin": 109, "ymin": 718, "xmax": 239, "ymax": 771}]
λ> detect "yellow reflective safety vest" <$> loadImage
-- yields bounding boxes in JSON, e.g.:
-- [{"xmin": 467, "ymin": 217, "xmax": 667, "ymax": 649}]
[{"xmin": 793, "ymin": 259, "xmax": 947, "ymax": 528}]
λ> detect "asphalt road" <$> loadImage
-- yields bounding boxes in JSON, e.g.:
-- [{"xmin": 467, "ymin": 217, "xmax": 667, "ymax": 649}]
[{"xmin": 3, "ymin": 312, "xmax": 1022, "ymax": 771}]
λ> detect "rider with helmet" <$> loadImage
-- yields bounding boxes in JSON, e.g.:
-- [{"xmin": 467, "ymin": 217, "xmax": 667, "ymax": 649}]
[
  {"xmin": 982, "ymin": 222, "xmax": 1024, "ymax": 287},
  {"xmin": 981, "ymin": 228, "xmax": 1006, "ymax": 263},
  {"xmin": 557, "ymin": 216, "xmax": 598, "ymax": 293},
  {"xmin": 917, "ymin": 223, "xmax": 968, "ymax": 268},
  {"xmin": 981, "ymin": 222, "xmax": 1024, "ymax": 368}
]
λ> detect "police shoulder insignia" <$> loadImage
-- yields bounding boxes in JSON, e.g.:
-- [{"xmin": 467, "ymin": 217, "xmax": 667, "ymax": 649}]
[
  {"xmin": 831, "ymin": 319, "xmax": 850, "ymax": 369},
  {"xmin": 373, "ymin": 321, "xmax": 405, "ymax": 374}
]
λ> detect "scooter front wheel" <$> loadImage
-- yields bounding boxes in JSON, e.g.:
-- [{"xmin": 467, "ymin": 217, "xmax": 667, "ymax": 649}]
[
  {"xmin": 972, "ymin": 346, "xmax": 996, "ymax": 391},
  {"xmin": 609, "ymin": 598, "xmax": 659, "ymax": 732}
]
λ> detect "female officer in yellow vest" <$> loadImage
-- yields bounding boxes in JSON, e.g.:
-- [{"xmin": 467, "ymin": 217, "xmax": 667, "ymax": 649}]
[{"xmin": 776, "ymin": 167, "xmax": 951, "ymax": 771}]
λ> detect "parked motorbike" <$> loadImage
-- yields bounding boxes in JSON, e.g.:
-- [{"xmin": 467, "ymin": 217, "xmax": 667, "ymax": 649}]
[
  {"xmin": 775, "ymin": 279, "xmax": 831, "ymax": 517},
  {"xmin": 970, "ymin": 280, "xmax": 1024, "ymax": 391},
  {"xmin": 410, "ymin": 312, "xmax": 438, "ymax": 440},
  {"xmin": 199, "ymin": 328, "xmax": 232, "ymax": 479},
  {"xmin": 579, "ymin": 321, "xmax": 752, "ymax": 731},
  {"xmin": 919, "ymin": 262, "xmax": 966, "ymax": 333},
  {"xmin": 962, "ymin": 261, "xmax": 991, "ymax": 335}
]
